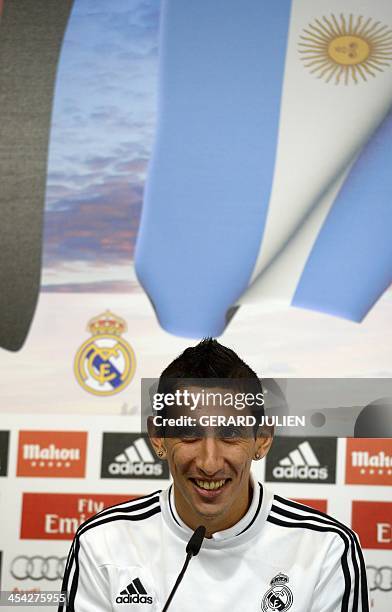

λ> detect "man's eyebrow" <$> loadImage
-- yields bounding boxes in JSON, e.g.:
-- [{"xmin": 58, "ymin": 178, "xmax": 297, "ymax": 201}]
[
  {"xmin": 168, "ymin": 425, "xmax": 205, "ymax": 438},
  {"xmin": 165, "ymin": 423, "xmax": 254, "ymax": 438},
  {"xmin": 215, "ymin": 425, "xmax": 251, "ymax": 437}
]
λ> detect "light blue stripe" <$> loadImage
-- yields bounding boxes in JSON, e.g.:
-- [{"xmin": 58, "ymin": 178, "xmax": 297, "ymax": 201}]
[
  {"xmin": 293, "ymin": 109, "xmax": 392, "ymax": 321},
  {"xmin": 135, "ymin": 0, "xmax": 292, "ymax": 337}
]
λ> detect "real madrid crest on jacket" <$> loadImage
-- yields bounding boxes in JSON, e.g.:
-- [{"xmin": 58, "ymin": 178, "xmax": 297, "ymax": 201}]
[
  {"xmin": 262, "ymin": 574, "xmax": 293, "ymax": 612},
  {"xmin": 59, "ymin": 476, "xmax": 369, "ymax": 611}
]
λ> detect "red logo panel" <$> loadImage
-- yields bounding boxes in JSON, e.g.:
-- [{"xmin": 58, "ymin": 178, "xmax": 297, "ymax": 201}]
[
  {"xmin": 293, "ymin": 499, "xmax": 327, "ymax": 513},
  {"xmin": 352, "ymin": 501, "xmax": 392, "ymax": 550},
  {"xmin": 346, "ymin": 439, "xmax": 392, "ymax": 486},
  {"xmin": 17, "ymin": 431, "xmax": 87, "ymax": 478},
  {"xmin": 20, "ymin": 493, "xmax": 137, "ymax": 540}
]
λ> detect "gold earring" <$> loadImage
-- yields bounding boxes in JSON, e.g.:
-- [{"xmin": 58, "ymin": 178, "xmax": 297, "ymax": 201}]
[
  {"xmin": 157, "ymin": 449, "xmax": 165, "ymax": 458},
  {"xmin": 254, "ymin": 453, "xmax": 261, "ymax": 460}
]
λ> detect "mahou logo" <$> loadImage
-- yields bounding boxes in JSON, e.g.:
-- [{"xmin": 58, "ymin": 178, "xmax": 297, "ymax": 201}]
[
  {"xmin": 352, "ymin": 501, "xmax": 392, "ymax": 550},
  {"xmin": 17, "ymin": 431, "xmax": 87, "ymax": 478},
  {"xmin": 346, "ymin": 439, "xmax": 392, "ymax": 486},
  {"xmin": 20, "ymin": 493, "xmax": 135, "ymax": 540}
]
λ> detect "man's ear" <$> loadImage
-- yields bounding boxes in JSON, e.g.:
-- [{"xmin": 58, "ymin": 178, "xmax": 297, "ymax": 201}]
[
  {"xmin": 147, "ymin": 416, "xmax": 166, "ymax": 458},
  {"xmin": 255, "ymin": 425, "xmax": 274, "ymax": 459}
]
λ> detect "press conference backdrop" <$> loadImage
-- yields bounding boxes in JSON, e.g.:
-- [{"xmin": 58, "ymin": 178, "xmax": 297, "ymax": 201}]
[
  {"xmin": 0, "ymin": 0, "xmax": 391, "ymax": 350},
  {"xmin": 0, "ymin": 1, "xmax": 391, "ymax": 610},
  {"xmin": 0, "ymin": 2, "xmax": 391, "ymax": 400},
  {"xmin": 0, "ymin": 414, "xmax": 391, "ymax": 611}
]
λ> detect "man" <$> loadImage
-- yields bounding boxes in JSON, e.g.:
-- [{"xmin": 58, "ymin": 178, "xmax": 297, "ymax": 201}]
[{"xmin": 60, "ymin": 339, "xmax": 368, "ymax": 611}]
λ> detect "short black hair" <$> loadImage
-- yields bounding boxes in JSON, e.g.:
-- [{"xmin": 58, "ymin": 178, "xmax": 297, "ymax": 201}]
[
  {"xmin": 158, "ymin": 338, "xmax": 260, "ymax": 381},
  {"xmin": 156, "ymin": 338, "xmax": 264, "ymax": 433}
]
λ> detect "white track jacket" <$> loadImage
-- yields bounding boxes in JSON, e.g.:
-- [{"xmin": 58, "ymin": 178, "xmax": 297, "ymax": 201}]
[{"xmin": 60, "ymin": 480, "xmax": 368, "ymax": 611}]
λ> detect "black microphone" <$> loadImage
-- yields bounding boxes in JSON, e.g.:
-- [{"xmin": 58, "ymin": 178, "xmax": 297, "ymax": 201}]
[
  {"xmin": 185, "ymin": 525, "xmax": 206, "ymax": 556},
  {"xmin": 162, "ymin": 526, "xmax": 206, "ymax": 612}
]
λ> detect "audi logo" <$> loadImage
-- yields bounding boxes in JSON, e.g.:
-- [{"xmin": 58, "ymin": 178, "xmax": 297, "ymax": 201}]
[
  {"xmin": 11, "ymin": 556, "xmax": 67, "ymax": 581},
  {"xmin": 366, "ymin": 566, "xmax": 392, "ymax": 592}
]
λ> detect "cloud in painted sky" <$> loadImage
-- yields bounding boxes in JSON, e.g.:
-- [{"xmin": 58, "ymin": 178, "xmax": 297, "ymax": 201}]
[
  {"xmin": 43, "ymin": 0, "xmax": 160, "ymax": 289},
  {"xmin": 43, "ymin": 173, "xmax": 145, "ymax": 265}
]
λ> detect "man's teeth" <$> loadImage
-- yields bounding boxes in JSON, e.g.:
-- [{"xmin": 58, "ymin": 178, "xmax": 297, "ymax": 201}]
[{"xmin": 195, "ymin": 479, "xmax": 226, "ymax": 490}]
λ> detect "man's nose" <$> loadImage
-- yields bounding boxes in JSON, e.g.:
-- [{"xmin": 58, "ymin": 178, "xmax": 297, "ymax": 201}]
[{"xmin": 195, "ymin": 437, "xmax": 224, "ymax": 475}]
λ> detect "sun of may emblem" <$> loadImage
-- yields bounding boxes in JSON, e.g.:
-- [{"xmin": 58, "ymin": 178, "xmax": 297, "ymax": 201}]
[
  {"xmin": 74, "ymin": 310, "xmax": 136, "ymax": 396},
  {"xmin": 299, "ymin": 14, "xmax": 392, "ymax": 84}
]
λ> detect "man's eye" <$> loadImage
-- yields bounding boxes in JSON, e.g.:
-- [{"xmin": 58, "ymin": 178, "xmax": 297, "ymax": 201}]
[
  {"xmin": 178, "ymin": 427, "xmax": 203, "ymax": 440},
  {"xmin": 217, "ymin": 427, "xmax": 244, "ymax": 439}
]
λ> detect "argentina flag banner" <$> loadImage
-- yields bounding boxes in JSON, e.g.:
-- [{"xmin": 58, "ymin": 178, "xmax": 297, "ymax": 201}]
[{"xmin": 135, "ymin": 0, "xmax": 392, "ymax": 338}]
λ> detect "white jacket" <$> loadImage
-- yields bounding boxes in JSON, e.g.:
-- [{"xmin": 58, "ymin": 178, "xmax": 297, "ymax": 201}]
[{"xmin": 60, "ymin": 479, "xmax": 368, "ymax": 611}]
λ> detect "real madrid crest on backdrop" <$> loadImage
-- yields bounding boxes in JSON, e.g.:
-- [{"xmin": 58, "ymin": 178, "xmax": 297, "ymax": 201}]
[{"xmin": 74, "ymin": 311, "xmax": 136, "ymax": 396}]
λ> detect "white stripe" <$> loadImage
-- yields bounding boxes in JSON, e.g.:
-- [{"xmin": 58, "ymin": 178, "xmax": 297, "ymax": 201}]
[
  {"xmin": 238, "ymin": 160, "xmax": 354, "ymax": 307},
  {"xmin": 298, "ymin": 441, "xmax": 320, "ymax": 466},
  {"xmin": 239, "ymin": 0, "xmax": 392, "ymax": 307},
  {"xmin": 79, "ymin": 495, "xmax": 161, "ymax": 532},
  {"xmin": 62, "ymin": 498, "xmax": 161, "ymax": 610},
  {"xmin": 271, "ymin": 498, "xmax": 361, "ymax": 555},
  {"xmin": 93, "ymin": 493, "xmax": 160, "ymax": 517},
  {"xmin": 124, "ymin": 445, "xmax": 141, "ymax": 463},
  {"xmin": 134, "ymin": 437, "xmax": 155, "ymax": 462},
  {"xmin": 271, "ymin": 500, "xmax": 361, "ymax": 610},
  {"xmin": 65, "ymin": 552, "xmax": 76, "ymax": 610},
  {"xmin": 273, "ymin": 497, "xmax": 365, "ymax": 602},
  {"xmin": 61, "ymin": 542, "xmax": 75, "ymax": 611},
  {"xmin": 279, "ymin": 457, "xmax": 292, "ymax": 466},
  {"xmin": 75, "ymin": 503, "xmax": 161, "ymax": 543},
  {"xmin": 115, "ymin": 452, "xmax": 127, "ymax": 462},
  {"xmin": 288, "ymin": 449, "xmax": 306, "ymax": 466}
]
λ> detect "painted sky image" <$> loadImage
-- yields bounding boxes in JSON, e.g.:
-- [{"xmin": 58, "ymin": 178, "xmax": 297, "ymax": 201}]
[
  {"xmin": 0, "ymin": 0, "xmax": 391, "ymax": 411},
  {"xmin": 42, "ymin": 0, "xmax": 159, "ymax": 291}
]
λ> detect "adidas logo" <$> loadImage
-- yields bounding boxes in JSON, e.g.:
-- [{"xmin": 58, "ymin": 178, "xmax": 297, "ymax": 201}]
[
  {"xmin": 116, "ymin": 578, "xmax": 153, "ymax": 605},
  {"xmin": 272, "ymin": 441, "xmax": 328, "ymax": 480},
  {"xmin": 108, "ymin": 437, "xmax": 163, "ymax": 476}
]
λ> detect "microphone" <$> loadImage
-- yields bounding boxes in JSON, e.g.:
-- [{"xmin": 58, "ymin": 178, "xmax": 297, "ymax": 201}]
[
  {"xmin": 186, "ymin": 525, "xmax": 206, "ymax": 556},
  {"xmin": 162, "ymin": 525, "xmax": 206, "ymax": 612}
]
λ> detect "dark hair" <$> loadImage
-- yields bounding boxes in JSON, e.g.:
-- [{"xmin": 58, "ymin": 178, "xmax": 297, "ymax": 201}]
[
  {"xmin": 156, "ymin": 338, "xmax": 264, "ymax": 433},
  {"xmin": 158, "ymin": 338, "xmax": 260, "ymax": 381}
]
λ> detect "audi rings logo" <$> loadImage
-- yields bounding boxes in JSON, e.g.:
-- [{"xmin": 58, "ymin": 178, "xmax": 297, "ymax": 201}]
[
  {"xmin": 11, "ymin": 556, "xmax": 67, "ymax": 581},
  {"xmin": 366, "ymin": 566, "xmax": 392, "ymax": 592}
]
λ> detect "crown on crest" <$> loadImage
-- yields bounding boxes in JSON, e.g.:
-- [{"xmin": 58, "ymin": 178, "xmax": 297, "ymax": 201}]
[
  {"xmin": 270, "ymin": 574, "xmax": 289, "ymax": 587},
  {"xmin": 87, "ymin": 310, "xmax": 127, "ymax": 336}
]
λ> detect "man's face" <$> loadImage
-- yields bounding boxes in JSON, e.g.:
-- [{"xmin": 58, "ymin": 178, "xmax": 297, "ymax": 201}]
[{"xmin": 150, "ymin": 386, "xmax": 272, "ymax": 532}]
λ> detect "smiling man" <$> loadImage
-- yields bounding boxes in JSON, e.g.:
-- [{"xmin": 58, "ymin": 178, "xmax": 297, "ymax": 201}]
[
  {"xmin": 149, "ymin": 370, "xmax": 271, "ymax": 540},
  {"xmin": 60, "ymin": 339, "xmax": 369, "ymax": 611}
]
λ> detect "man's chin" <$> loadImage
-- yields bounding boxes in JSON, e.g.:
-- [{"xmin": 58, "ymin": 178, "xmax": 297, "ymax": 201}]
[
  {"xmin": 187, "ymin": 478, "xmax": 231, "ymax": 512},
  {"xmin": 190, "ymin": 500, "xmax": 226, "ymax": 522}
]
